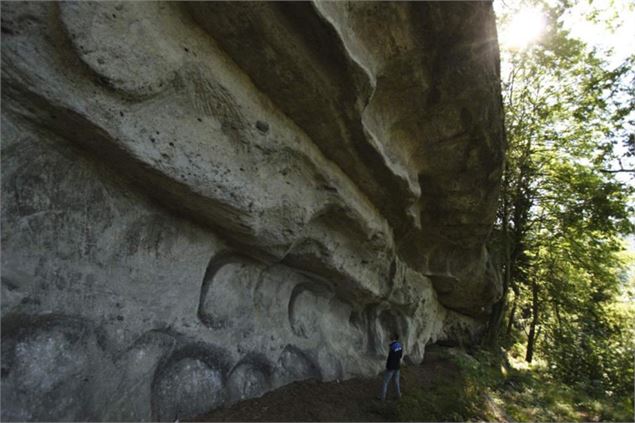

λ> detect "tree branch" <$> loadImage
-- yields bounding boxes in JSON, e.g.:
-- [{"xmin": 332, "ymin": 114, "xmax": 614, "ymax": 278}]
[{"xmin": 600, "ymin": 168, "xmax": 635, "ymax": 173}]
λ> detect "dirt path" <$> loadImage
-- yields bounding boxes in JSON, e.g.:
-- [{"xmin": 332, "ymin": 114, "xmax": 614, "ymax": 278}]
[{"xmin": 192, "ymin": 354, "xmax": 460, "ymax": 422}]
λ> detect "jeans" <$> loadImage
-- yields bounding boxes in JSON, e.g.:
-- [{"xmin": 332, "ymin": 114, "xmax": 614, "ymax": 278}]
[{"xmin": 380, "ymin": 369, "xmax": 401, "ymax": 400}]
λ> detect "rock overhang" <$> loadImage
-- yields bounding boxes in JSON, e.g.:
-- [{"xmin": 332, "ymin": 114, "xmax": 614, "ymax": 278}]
[{"xmin": 1, "ymin": 1, "xmax": 505, "ymax": 420}]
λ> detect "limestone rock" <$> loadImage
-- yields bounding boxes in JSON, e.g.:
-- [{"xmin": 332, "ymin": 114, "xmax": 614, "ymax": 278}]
[{"xmin": 1, "ymin": 1, "xmax": 504, "ymax": 420}]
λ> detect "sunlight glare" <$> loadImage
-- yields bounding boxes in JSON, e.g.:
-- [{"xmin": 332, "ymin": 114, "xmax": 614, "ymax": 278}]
[{"xmin": 501, "ymin": 7, "xmax": 546, "ymax": 50}]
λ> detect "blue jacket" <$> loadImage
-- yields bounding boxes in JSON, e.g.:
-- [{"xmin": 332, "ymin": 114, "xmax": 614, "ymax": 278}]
[{"xmin": 386, "ymin": 341, "xmax": 403, "ymax": 370}]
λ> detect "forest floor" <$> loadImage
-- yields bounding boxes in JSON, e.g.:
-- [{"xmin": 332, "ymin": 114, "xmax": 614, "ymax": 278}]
[
  {"xmin": 192, "ymin": 346, "xmax": 503, "ymax": 422},
  {"xmin": 192, "ymin": 345, "xmax": 633, "ymax": 422}
]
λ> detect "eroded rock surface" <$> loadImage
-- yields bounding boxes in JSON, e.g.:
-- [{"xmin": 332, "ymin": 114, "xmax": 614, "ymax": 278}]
[{"xmin": 1, "ymin": 1, "xmax": 504, "ymax": 420}]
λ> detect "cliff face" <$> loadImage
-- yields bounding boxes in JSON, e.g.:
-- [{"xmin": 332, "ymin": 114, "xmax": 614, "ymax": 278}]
[{"xmin": 0, "ymin": 2, "xmax": 504, "ymax": 421}]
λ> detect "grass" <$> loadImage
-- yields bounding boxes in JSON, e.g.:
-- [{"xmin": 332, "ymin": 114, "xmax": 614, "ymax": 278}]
[
  {"xmin": 397, "ymin": 384, "xmax": 472, "ymax": 422},
  {"xmin": 396, "ymin": 346, "xmax": 634, "ymax": 422},
  {"xmin": 396, "ymin": 350, "xmax": 493, "ymax": 422},
  {"xmin": 497, "ymin": 351, "xmax": 634, "ymax": 422},
  {"xmin": 498, "ymin": 361, "xmax": 634, "ymax": 422}
]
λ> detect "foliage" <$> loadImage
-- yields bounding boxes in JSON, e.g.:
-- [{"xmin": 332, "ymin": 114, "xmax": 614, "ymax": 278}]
[
  {"xmin": 394, "ymin": 346, "xmax": 633, "ymax": 422},
  {"xmin": 498, "ymin": 354, "xmax": 634, "ymax": 422},
  {"xmin": 489, "ymin": 0, "xmax": 635, "ymax": 411}
]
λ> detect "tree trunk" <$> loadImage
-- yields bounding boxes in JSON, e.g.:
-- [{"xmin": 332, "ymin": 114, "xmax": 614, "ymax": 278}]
[
  {"xmin": 506, "ymin": 294, "xmax": 517, "ymax": 335},
  {"xmin": 506, "ymin": 277, "xmax": 521, "ymax": 335},
  {"xmin": 525, "ymin": 279, "xmax": 539, "ymax": 363},
  {"xmin": 483, "ymin": 189, "xmax": 511, "ymax": 349},
  {"xmin": 485, "ymin": 294, "xmax": 506, "ymax": 348},
  {"xmin": 554, "ymin": 299, "xmax": 562, "ymax": 335}
]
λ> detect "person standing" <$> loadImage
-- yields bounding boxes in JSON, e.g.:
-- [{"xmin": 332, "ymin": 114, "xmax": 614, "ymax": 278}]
[{"xmin": 379, "ymin": 333, "xmax": 403, "ymax": 401}]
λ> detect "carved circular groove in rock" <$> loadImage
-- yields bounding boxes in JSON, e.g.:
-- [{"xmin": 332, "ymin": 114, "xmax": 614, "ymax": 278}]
[
  {"xmin": 288, "ymin": 283, "xmax": 331, "ymax": 340},
  {"xmin": 363, "ymin": 305, "xmax": 409, "ymax": 355},
  {"xmin": 378, "ymin": 308, "xmax": 408, "ymax": 341},
  {"xmin": 153, "ymin": 358, "xmax": 223, "ymax": 421},
  {"xmin": 226, "ymin": 354, "xmax": 272, "ymax": 403},
  {"xmin": 0, "ymin": 314, "xmax": 94, "ymax": 422},
  {"xmin": 198, "ymin": 254, "xmax": 259, "ymax": 330},
  {"xmin": 151, "ymin": 343, "xmax": 230, "ymax": 421},
  {"xmin": 276, "ymin": 345, "xmax": 321, "ymax": 383},
  {"xmin": 59, "ymin": 2, "xmax": 184, "ymax": 98}
]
